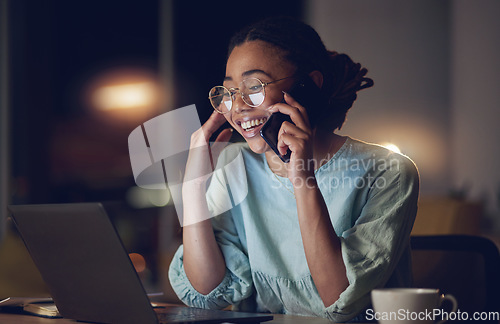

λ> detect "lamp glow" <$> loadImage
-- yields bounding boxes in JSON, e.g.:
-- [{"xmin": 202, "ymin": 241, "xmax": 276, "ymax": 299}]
[
  {"xmin": 381, "ymin": 142, "xmax": 401, "ymax": 154},
  {"xmin": 84, "ymin": 67, "xmax": 164, "ymax": 124},
  {"xmin": 93, "ymin": 82, "xmax": 156, "ymax": 111}
]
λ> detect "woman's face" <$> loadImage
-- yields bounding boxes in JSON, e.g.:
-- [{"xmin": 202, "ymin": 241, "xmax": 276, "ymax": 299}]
[{"xmin": 223, "ymin": 40, "xmax": 296, "ymax": 154}]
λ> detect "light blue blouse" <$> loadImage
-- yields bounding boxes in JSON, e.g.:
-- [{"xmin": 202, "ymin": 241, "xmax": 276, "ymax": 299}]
[{"xmin": 169, "ymin": 137, "xmax": 419, "ymax": 322}]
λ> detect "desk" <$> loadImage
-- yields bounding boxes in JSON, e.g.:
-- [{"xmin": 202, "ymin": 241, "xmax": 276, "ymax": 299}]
[{"xmin": 0, "ymin": 312, "xmax": 349, "ymax": 323}]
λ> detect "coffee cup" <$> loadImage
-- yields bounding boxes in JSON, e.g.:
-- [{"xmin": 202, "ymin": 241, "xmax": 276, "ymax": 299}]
[{"xmin": 370, "ymin": 288, "xmax": 458, "ymax": 324}]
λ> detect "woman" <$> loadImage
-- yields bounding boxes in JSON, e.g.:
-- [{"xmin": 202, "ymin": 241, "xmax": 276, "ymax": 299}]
[{"xmin": 169, "ymin": 17, "xmax": 419, "ymax": 322}]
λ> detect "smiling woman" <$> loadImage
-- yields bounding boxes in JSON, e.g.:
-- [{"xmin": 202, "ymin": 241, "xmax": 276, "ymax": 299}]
[{"xmin": 168, "ymin": 16, "xmax": 419, "ymax": 323}]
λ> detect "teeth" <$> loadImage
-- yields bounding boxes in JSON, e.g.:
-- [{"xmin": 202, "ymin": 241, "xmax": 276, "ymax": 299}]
[{"xmin": 242, "ymin": 118, "xmax": 266, "ymax": 130}]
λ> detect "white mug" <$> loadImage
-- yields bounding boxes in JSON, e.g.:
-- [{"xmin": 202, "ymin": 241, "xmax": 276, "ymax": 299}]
[{"xmin": 370, "ymin": 288, "xmax": 458, "ymax": 324}]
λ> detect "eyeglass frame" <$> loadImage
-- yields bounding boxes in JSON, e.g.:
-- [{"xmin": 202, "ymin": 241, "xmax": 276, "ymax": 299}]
[{"xmin": 208, "ymin": 75, "xmax": 295, "ymax": 114}]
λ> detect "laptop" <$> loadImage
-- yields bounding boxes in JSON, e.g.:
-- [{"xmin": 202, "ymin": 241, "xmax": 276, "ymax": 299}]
[{"xmin": 7, "ymin": 203, "xmax": 273, "ymax": 324}]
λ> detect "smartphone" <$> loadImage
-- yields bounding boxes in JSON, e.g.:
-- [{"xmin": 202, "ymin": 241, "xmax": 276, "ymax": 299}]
[{"xmin": 260, "ymin": 75, "xmax": 325, "ymax": 163}]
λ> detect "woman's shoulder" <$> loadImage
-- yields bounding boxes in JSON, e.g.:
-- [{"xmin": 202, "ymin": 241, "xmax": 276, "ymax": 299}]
[{"xmin": 344, "ymin": 137, "xmax": 419, "ymax": 178}]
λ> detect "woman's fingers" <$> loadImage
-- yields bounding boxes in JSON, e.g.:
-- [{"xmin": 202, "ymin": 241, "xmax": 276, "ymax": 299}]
[
  {"xmin": 283, "ymin": 92, "xmax": 312, "ymax": 127},
  {"xmin": 265, "ymin": 93, "xmax": 315, "ymax": 162},
  {"xmin": 279, "ymin": 120, "xmax": 310, "ymax": 140},
  {"xmin": 267, "ymin": 92, "xmax": 311, "ymax": 131},
  {"xmin": 185, "ymin": 112, "xmax": 230, "ymax": 184},
  {"xmin": 201, "ymin": 111, "xmax": 229, "ymax": 141},
  {"xmin": 190, "ymin": 111, "xmax": 227, "ymax": 148},
  {"xmin": 278, "ymin": 132, "xmax": 308, "ymax": 156}
]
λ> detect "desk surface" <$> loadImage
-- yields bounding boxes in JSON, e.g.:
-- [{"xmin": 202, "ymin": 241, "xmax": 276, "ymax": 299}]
[{"xmin": 0, "ymin": 311, "xmax": 346, "ymax": 324}]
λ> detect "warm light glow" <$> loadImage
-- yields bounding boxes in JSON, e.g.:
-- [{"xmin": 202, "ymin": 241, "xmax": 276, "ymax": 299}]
[
  {"xmin": 84, "ymin": 67, "xmax": 165, "ymax": 124},
  {"xmin": 93, "ymin": 82, "xmax": 156, "ymax": 111},
  {"xmin": 129, "ymin": 253, "xmax": 147, "ymax": 273},
  {"xmin": 126, "ymin": 186, "xmax": 171, "ymax": 208},
  {"xmin": 381, "ymin": 142, "xmax": 401, "ymax": 154}
]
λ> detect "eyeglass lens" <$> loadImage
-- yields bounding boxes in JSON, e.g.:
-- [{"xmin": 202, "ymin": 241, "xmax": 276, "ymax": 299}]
[{"xmin": 209, "ymin": 78, "xmax": 266, "ymax": 113}]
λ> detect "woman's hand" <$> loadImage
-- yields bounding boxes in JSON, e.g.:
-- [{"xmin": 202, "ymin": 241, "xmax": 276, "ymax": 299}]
[
  {"xmin": 267, "ymin": 92, "xmax": 315, "ymax": 186},
  {"xmin": 183, "ymin": 111, "xmax": 232, "ymax": 189}
]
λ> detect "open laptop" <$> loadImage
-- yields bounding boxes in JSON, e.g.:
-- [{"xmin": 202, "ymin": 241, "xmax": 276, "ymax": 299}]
[{"xmin": 7, "ymin": 203, "xmax": 273, "ymax": 324}]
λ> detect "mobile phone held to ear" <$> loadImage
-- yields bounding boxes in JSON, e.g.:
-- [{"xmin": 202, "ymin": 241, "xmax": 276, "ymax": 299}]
[
  {"xmin": 260, "ymin": 75, "xmax": 325, "ymax": 163},
  {"xmin": 260, "ymin": 112, "xmax": 293, "ymax": 162}
]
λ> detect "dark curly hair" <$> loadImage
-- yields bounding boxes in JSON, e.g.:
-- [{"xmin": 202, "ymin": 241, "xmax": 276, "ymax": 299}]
[{"xmin": 228, "ymin": 16, "xmax": 373, "ymax": 130}]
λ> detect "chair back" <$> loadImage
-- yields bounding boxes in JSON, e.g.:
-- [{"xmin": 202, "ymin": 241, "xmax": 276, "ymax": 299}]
[{"xmin": 411, "ymin": 235, "xmax": 500, "ymax": 322}]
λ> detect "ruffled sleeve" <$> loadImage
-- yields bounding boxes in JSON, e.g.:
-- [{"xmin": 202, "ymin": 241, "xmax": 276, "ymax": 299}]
[
  {"xmin": 324, "ymin": 153, "xmax": 419, "ymax": 321},
  {"xmin": 168, "ymin": 240, "xmax": 253, "ymax": 309}
]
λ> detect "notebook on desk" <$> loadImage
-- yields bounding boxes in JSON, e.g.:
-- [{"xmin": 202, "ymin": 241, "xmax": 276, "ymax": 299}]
[{"xmin": 8, "ymin": 203, "xmax": 273, "ymax": 324}]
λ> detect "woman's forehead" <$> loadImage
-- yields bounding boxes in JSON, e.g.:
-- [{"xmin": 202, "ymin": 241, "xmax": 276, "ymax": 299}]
[{"xmin": 225, "ymin": 40, "xmax": 294, "ymax": 81}]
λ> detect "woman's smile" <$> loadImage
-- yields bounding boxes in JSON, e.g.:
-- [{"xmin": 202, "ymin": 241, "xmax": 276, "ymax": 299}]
[{"xmin": 235, "ymin": 116, "xmax": 268, "ymax": 138}]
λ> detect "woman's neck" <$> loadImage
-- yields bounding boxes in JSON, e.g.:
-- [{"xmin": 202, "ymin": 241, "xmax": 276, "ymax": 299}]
[{"xmin": 313, "ymin": 129, "xmax": 346, "ymax": 167}]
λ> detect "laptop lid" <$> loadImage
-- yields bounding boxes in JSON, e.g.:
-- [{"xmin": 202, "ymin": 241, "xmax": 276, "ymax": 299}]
[
  {"xmin": 8, "ymin": 202, "xmax": 159, "ymax": 324},
  {"xmin": 8, "ymin": 203, "xmax": 273, "ymax": 324}
]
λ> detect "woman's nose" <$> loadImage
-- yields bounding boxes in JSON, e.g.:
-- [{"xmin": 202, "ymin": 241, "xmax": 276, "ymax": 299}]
[{"xmin": 232, "ymin": 91, "xmax": 250, "ymax": 113}]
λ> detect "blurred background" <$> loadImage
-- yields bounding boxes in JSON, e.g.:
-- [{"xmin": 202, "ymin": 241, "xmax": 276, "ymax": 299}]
[{"xmin": 0, "ymin": 0, "xmax": 499, "ymax": 302}]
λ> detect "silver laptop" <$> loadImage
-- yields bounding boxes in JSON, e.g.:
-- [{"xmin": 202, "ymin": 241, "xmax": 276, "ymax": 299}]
[{"xmin": 8, "ymin": 203, "xmax": 273, "ymax": 324}]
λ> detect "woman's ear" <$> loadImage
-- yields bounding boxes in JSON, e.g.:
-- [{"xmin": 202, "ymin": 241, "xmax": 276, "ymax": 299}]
[{"xmin": 308, "ymin": 70, "xmax": 324, "ymax": 89}]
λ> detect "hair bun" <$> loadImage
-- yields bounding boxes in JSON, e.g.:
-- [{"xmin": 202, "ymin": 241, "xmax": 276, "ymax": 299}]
[{"xmin": 319, "ymin": 52, "xmax": 373, "ymax": 129}]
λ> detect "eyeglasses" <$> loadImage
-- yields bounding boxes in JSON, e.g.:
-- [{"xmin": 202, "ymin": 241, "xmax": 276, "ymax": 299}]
[{"xmin": 208, "ymin": 76, "xmax": 294, "ymax": 114}]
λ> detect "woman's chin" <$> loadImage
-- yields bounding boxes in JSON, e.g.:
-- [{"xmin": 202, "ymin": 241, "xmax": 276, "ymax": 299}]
[{"xmin": 246, "ymin": 139, "xmax": 269, "ymax": 154}]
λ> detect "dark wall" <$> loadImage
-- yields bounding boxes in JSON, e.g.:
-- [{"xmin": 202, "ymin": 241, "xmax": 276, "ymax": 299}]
[{"xmin": 9, "ymin": 0, "xmax": 160, "ymax": 204}]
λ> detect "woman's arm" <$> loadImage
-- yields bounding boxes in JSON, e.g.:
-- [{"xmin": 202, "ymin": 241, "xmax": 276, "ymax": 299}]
[
  {"xmin": 294, "ymin": 180, "xmax": 348, "ymax": 307},
  {"xmin": 181, "ymin": 112, "xmax": 232, "ymax": 294},
  {"xmin": 269, "ymin": 93, "xmax": 348, "ymax": 307},
  {"xmin": 182, "ymin": 194, "xmax": 226, "ymax": 295}
]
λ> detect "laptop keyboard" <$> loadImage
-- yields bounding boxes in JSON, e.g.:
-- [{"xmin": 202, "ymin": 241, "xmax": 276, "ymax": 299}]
[
  {"xmin": 155, "ymin": 306, "xmax": 225, "ymax": 323},
  {"xmin": 154, "ymin": 306, "xmax": 269, "ymax": 323}
]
